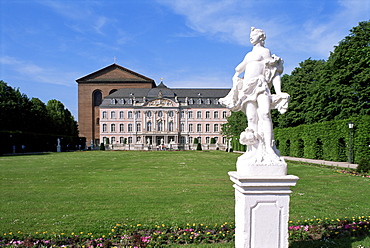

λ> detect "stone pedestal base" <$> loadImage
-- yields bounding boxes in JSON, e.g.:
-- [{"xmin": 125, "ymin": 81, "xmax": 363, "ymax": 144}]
[{"xmin": 229, "ymin": 172, "xmax": 299, "ymax": 248}]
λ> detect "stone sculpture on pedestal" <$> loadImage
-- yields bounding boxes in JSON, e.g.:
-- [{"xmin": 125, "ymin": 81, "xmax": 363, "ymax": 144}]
[
  {"xmin": 220, "ymin": 27, "xmax": 298, "ymax": 248},
  {"xmin": 220, "ymin": 27, "xmax": 290, "ymax": 176}
]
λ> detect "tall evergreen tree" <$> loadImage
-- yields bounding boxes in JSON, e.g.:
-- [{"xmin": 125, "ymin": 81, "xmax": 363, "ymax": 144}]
[
  {"xmin": 221, "ymin": 111, "xmax": 247, "ymax": 138},
  {"xmin": 0, "ymin": 80, "xmax": 31, "ymax": 132},
  {"xmin": 325, "ymin": 20, "xmax": 370, "ymax": 120},
  {"xmin": 224, "ymin": 20, "xmax": 370, "ymax": 133}
]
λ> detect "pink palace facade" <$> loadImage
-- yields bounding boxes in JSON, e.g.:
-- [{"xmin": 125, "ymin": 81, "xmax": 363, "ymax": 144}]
[{"xmin": 99, "ymin": 82, "xmax": 231, "ymax": 150}]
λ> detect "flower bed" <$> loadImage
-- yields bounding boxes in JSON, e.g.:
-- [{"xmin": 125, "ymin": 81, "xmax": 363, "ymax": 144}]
[
  {"xmin": 289, "ymin": 216, "xmax": 370, "ymax": 242},
  {"xmin": 1, "ymin": 217, "xmax": 369, "ymax": 247}
]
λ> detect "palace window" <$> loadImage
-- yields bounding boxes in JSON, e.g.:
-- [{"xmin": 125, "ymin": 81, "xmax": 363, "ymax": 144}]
[
  {"xmin": 119, "ymin": 111, "xmax": 124, "ymax": 119},
  {"xmin": 206, "ymin": 124, "xmax": 210, "ymax": 132},
  {"xmin": 197, "ymin": 124, "xmax": 202, "ymax": 132},
  {"xmin": 180, "ymin": 123, "xmax": 185, "ymax": 132},
  {"xmin": 158, "ymin": 111, "xmax": 163, "ymax": 117},
  {"xmin": 181, "ymin": 111, "xmax": 185, "ymax": 119},
  {"xmin": 102, "ymin": 124, "xmax": 107, "ymax": 133},
  {"xmin": 147, "ymin": 122, "xmax": 152, "ymax": 132},
  {"xmin": 214, "ymin": 111, "xmax": 219, "ymax": 119},
  {"xmin": 128, "ymin": 124, "xmax": 133, "ymax": 132},
  {"xmin": 180, "ymin": 136, "xmax": 186, "ymax": 144},
  {"xmin": 222, "ymin": 111, "xmax": 227, "ymax": 118},
  {"xmin": 214, "ymin": 124, "xmax": 219, "ymax": 132},
  {"xmin": 128, "ymin": 137, "xmax": 133, "ymax": 144},
  {"xmin": 206, "ymin": 137, "xmax": 210, "ymax": 144},
  {"xmin": 102, "ymin": 111, "xmax": 107, "ymax": 119},
  {"xmin": 146, "ymin": 111, "xmax": 152, "ymax": 117},
  {"xmin": 120, "ymin": 137, "xmax": 124, "ymax": 144},
  {"xmin": 168, "ymin": 111, "xmax": 174, "ymax": 117},
  {"xmin": 197, "ymin": 98, "xmax": 202, "ymax": 104},
  {"xmin": 188, "ymin": 111, "xmax": 193, "ymax": 119},
  {"xmin": 111, "ymin": 111, "xmax": 116, "ymax": 119},
  {"xmin": 128, "ymin": 111, "xmax": 133, "ymax": 119},
  {"xmin": 120, "ymin": 124, "xmax": 124, "ymax": 132},
  {"xmin": 135, "ymin": 111, "xmax": 141, "ymax": 119},
  {"xmin": 205, "ymin": 111, "xmax": 210, "ymax": 119},
  {"xmin": 157, "ymin": 121, "xmax": 163, "ymax": 131},
  {"xmin": 111, "ymin": 124, "xmax": 116, "ymax": 133},
  {"xmin": 188, "ymin": 124, "xmax": 193, "ymax": 132},
  {"xmin": 136, "ymin": 123, "xmax": 141, "ymax": 132},
  {"xmin": 111, "ymin": 137, "xmax": 116, "ymax": 144},
  {"xmin": 196, "ymin": 111, "xmax": 202, "ymax": 119},
  {"xmin": 168, "ymin": 122, "xmax": 174, "ymax": 132}
]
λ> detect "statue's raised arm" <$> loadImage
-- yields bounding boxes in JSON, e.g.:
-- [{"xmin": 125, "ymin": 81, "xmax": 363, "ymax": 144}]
[{"xmin": 219, "ymin": 27, "xmax": 290, "ymax": 176}]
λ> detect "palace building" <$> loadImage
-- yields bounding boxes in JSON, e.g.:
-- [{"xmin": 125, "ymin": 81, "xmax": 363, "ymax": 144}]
[{"xmin": 76, "ymin": 63, "xmax": 231, "ymax": 150}]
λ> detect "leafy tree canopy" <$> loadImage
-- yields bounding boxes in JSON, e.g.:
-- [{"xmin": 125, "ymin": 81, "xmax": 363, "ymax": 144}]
[
  {"xmin": 0, "ymin": 80, "xmax": 78, "ymax": 137},
  {"xmin": 224, "ymin": 20, "xmax": 370, "ymax": 135},
  {"xmin": 276, "ymin": 20, "xmax": 370, "ymax": 128}
]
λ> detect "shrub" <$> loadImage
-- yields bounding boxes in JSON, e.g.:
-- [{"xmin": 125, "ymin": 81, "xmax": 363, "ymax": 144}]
[
  {"xmin": 193, "ymin": 138, "xmax": 199, "ymax": 144},
  {"xmin": 100, "ymin": 143, "xmax": 105, "ymax": 151},
  {"xmin": 356, "ymin": 157, "xmax": 370, "ymax": 174},
  {"xmin": 210, "ymin": 137, "xmax": 216, "ymax": 144},
  {"xmin": 196, "ymin": 143, "xmax": 202, "ymax": 150}
]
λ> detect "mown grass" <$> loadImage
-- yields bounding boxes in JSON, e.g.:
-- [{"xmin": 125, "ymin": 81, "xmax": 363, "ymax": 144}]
[
  {"xmin": 0, "ymin": 150, "xmax": 369, "ymax": 247},
  {"xmin": 0, "ymin": 151, "xmax": 237, "ymax": 234}
]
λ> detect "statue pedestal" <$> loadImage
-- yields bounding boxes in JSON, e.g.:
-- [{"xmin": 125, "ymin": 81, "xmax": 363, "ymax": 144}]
[{"xmin": 229, "ymin": 171, "xmax": 299, "ymax": 248}]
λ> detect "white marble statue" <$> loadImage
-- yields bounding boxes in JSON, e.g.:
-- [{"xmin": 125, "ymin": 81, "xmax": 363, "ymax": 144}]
[{"xmin": 220, "ymin": 27, "xmax": 290, "ymax": 175}]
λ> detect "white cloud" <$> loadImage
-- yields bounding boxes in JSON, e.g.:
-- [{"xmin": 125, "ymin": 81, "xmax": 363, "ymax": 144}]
[
  {"xmin": 37, "ymin": 0, "xmax": 112, "ymax": 36},
  {"xmin": 0, "ymin": 56, "xmax": 78, "ymax": 87},
  {"xmin": 158, "ymin": 0, "xmax": 370, "ymax": 60}
]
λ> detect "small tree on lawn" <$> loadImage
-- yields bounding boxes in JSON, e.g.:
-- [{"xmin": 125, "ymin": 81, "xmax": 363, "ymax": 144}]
[{"xmin": 100, "ymin": 143, "xmax": 105, "ymax": 150}]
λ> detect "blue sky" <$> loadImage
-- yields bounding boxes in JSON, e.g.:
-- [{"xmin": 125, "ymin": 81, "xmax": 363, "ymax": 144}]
[{"xmin": 1, "ymin": 0, "xmax": 369, "ymax": 119}]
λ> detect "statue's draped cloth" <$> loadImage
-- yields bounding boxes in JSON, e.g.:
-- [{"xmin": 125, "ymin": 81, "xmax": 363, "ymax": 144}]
[{"xmin": 219, "ymin": 55, "xmax": 289, "ymax": 115}]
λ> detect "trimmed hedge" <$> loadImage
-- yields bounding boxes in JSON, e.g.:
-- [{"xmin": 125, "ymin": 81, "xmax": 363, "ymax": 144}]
[
  {"xmin": 274, "ymin": 115, "xmax": 370, "ymax": 163},
  {"xmin": 0, "ymin": 131, "xmax": 85, "ymax": 155},
  {"xmin": 230, "ymin": 116, "xmax": 370, "ymax": 164}
]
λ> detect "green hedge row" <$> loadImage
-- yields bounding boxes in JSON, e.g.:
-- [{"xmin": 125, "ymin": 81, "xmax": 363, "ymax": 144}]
[
  {"xmin": 230, "ymin": 116, "xmax": 370, "ymax": 163},
  {"xmin": 274, "ymin": 115, "xmax": 370, "ymax": 163},
  {"xmin": 0, "ymin": 131, "xmax": 86, "ymax": 155}
]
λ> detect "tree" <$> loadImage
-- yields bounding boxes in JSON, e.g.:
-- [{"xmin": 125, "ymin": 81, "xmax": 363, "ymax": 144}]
[
  {"xmin": 223, "ymin": 20, "xmax": 370, "ymax": 134},
  {"xmin": 0, "ymin": 80, "xmax": 32, "ymax": 132},
  {"xmin": 275, "ymin": 59, "xmax": 326, "ymax": 127},
  {"xmin": 30, "ymin": 98, "xmax": 51, "ymax": 134},
  {"xmin": 221, "ymin": 111, "xmax": 247, "ymax": 138},
  {"xmin": 325, "ymin": 20, "xmax": 370, "ymax": 120},
  {"xmin": 46, "ymin": 99, "xmax": 78, "ymax": 136}
]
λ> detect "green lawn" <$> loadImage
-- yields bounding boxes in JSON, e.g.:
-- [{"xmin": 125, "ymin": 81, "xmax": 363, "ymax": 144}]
[{"xmin": 0, "ymin": 151, "xmax": 369, "ymax": 247}]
